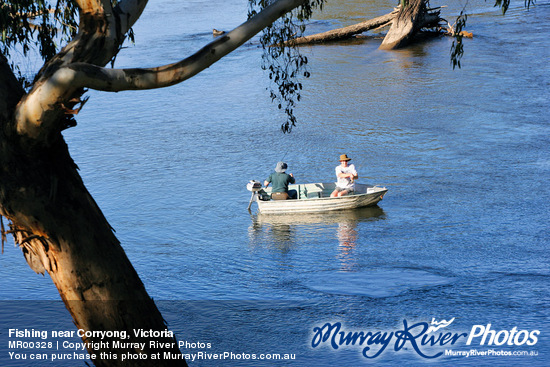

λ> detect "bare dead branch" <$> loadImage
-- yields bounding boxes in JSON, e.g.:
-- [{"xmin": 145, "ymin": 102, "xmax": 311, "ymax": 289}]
[{"xmin": 285, "ymin": 9, "xmax": 399, "ymax": 45}]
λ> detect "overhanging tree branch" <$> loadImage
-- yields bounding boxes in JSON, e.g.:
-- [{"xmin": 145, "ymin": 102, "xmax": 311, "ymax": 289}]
[
  {"xmin": 15, "ymin": 0, "xmax": 308, "ymax": 141},
  {"xmin": 68, "ymin": 0, "xmax": 310, "ymax": 91}
]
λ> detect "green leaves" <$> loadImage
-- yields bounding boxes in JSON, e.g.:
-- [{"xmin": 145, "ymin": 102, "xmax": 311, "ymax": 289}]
[
  {"xmin": 0, "ymin": 1, "xmax": 76, "ymax": 59},
  {"xmin": 0, "ymin": 1, "xmax": 78, "ymax": 86},
  {"xmin": 450, "ymin": 11, "xmax": 467, "ymax": 70},
  {"xmin": 493, "ymin": 0, "xmax": 535, "ymax": 14}
]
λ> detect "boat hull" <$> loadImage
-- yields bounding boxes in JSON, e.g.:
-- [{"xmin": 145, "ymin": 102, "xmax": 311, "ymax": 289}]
[{"xmin": 256, "ymin": 183, "xmax": 387, "ymax": 214}]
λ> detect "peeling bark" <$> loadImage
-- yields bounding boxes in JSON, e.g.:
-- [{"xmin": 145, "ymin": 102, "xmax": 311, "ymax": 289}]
[
  {"xmin": 379, "ymin": 0, "xmax": 440, "ymax": 50},
  {"xmin": 1, "ymin": 117, "xmax": 185, "ymax": 365}
]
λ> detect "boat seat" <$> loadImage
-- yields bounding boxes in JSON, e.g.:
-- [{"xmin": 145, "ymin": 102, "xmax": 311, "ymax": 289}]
[{"xmin": 271, "ymin": 192, "xmax": 289, "ymax": 200}]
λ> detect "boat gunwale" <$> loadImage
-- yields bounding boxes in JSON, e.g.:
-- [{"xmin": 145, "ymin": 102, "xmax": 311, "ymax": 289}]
[
  {"xmin": 258, "ymin": 188, "xmax": 387, "ymax": 204},
  {"xmin": 254, "ymin": 182, "xmax": 387, "ymax": 213}
]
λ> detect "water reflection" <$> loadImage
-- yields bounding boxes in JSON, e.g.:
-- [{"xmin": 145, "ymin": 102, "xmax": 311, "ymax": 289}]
[
  {"xmin": 248, "ymin": 206, "xmax": 385, "ymax": 261},
  {"xmin": 392, "ymin": 47, "xmax": 426, "ymax": 68},
  {"xmin": 247, "ymin": 217, "xmax": 297, "ymax": 254},
  {"xmin": 336, "ymin": 220, "xmax": 359, "ymax": 271}
]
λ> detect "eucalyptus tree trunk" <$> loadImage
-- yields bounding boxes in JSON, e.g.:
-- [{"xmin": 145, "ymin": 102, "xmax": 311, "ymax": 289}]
[
  {"xmin": 1, "ymin": 42, "xmax": 186, "ymax": 367},
  {"xmin": 379, "ymin": 0, "xmax": 440, "ymax": 49},
  {"xmin": 1, "ymin": 0, "xmax": 310, "ymax": 366}
]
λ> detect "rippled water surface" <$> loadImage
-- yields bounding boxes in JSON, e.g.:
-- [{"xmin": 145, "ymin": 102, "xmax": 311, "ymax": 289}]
[{"xmin": 1, "ymin": 1, "xmax": 549, "ymax": 366}]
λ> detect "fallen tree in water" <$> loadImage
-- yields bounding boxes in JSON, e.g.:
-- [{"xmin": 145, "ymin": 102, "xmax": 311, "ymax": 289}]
[
  {"xmin": 286, "ymin": 0, "xmax": 469, "ymax": 49},
  {"xmin": 285, "ymin": 8, "xmax": 399, "ymax": 45}
]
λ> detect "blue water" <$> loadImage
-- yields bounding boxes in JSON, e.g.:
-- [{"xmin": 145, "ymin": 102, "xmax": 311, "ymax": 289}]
[{"xmin": 1, "ymin": 0, "xmax": 549, "ymax": 366}]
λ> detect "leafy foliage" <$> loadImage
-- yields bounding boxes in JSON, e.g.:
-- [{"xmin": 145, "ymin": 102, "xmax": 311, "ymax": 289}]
[
  {"xmin": 494, "ymin": 0, "xmax": 535, "ymax": 14},
  {"xmin": 248, "ymin": 0, "xmax": 325, "ymax": 133},
  {"xmin": 0, "ymin": 1, "xmax": 78, "ymax": 85},
  {"xmin": 450, "ymin": 11, "xmax": 467, "ymax": 70}
]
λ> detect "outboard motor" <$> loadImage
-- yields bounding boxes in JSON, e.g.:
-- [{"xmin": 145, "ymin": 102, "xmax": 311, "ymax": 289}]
[
  {"xmin": 247, "ymin": 180, "xmax": 262, "ymax": 192},
  {"xmin": 246, "ymin": 180, "xmax": 266, "ymax": 210}
]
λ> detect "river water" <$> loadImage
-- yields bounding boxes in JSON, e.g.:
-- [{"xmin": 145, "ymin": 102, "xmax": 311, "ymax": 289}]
[{"xmin": 1, "ymin": 0, "xmax": 549, "ymax": 366}]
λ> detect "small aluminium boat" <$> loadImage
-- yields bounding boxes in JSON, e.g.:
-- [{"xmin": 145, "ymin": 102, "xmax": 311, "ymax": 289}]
[{"xmin": 247, "ymin": 181, "xmax": 387, "ymax": 214}]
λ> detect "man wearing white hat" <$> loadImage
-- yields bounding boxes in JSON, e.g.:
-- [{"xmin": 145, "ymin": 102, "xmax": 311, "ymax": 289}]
[{"xmin": 331, "ymin": 154, "xmax": 358, "ymax": 197}]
